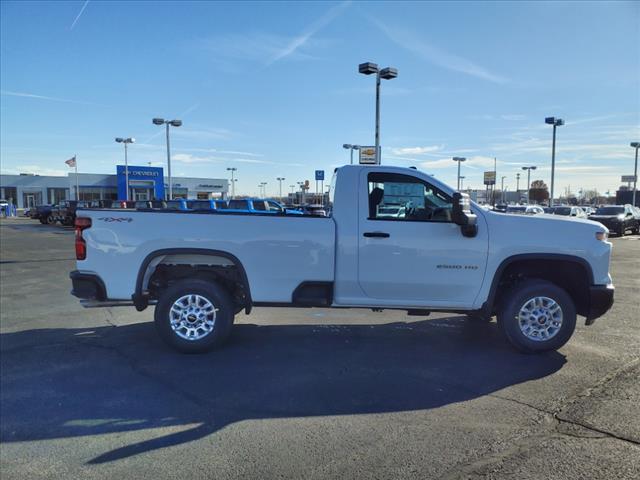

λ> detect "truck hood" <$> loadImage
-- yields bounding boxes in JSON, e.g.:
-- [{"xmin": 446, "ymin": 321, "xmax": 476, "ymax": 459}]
[{"xmin": 483, "ymin": 210, "xmax": 608, "ymax": 234}]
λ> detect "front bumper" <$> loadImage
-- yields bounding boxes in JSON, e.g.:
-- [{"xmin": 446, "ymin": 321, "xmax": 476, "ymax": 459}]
[
  {"xmin": 585, "ymin": 284, "xmax": 614, "ymax": 325},
  {"xmin": 70, "ymin": 271, "xmax": 106, "ymax": 301}
]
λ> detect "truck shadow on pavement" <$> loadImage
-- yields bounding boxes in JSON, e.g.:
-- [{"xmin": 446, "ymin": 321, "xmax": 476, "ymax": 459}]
[{"xmin": 0, "ymin": 318, "xmax": 566, "ymax": 464}]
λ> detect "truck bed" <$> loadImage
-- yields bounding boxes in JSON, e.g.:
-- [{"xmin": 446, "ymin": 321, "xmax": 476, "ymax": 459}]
[{"xmin": 78, "ymin": 209, "xmax": 336, "ymax": 302}]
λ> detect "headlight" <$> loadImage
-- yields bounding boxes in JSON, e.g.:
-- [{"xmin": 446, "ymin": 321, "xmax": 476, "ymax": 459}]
[
  {"xmin": 595, "ymin": 231, "xmax": 608, "ymax": 241},
  {"xmin": 617, "ymin": 214, "xmax": 625, "ymax": 220}
]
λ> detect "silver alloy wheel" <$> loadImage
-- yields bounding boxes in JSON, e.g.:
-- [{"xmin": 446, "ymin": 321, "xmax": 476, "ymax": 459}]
[
  {"xmin": 517, "ymin": 296, "xmax": 563, "ymax": 342},
  {"xmin": 169, "ymin": 294, "xmax": 218, "ymax": 341}
]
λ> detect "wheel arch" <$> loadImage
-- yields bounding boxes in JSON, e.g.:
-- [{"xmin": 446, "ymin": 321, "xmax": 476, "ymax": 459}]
[
  {"xmin": 133, "ymin": 248, "xmax": 252, "ymax": 313},
  {"xmin": 485, "ymin": 253, "xmax": 594, "ymax": 318}
]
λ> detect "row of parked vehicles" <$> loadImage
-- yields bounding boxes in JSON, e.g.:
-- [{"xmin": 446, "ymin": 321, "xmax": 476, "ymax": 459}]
[
  {"xmin": 491, "ymin": 203, "xmax": 640, "ymax": 236},
  {"xmin": 28, "ymin": 198, "xmax": 328, "ymax": 226}
]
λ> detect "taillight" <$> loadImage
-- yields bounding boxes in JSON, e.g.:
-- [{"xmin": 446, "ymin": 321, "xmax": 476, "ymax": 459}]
[{"xmin": 75, "ymin": 217, "xmax": 91, "ymax": 260}]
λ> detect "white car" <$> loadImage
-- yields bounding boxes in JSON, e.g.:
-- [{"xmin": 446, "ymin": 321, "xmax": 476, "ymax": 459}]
[
  {"xmin": 506, "ymin": 205, "xmax": 545, "ymax": 215},
  {"xmin": 70, "ymin": 164, "xmax": 614, "ymax": 354}
]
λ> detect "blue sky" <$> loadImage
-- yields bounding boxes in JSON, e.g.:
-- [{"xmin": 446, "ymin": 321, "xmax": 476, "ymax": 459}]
[{"xmin": 1, "ymin": 0, "xmax": 639, "ymax": 197}]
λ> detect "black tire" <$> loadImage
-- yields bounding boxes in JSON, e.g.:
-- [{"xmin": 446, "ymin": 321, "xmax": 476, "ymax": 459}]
[
  {"xmin": 154, "ymin": 279, "xmax": 235, "ymax": 353},
  {"xmin": 46, "ymin": 214, "xmax": 55, "ymax": 224},
  {"xmin": 617, "ymin": 224, "xmax": 625, "ymax": 237},
  {"xmin": 497, "ymin": 279, "xmax": 576, "ymax": 353},
  {"xmin": 39, "ymin": 218, "xmax": 47, "ymax": 224}
]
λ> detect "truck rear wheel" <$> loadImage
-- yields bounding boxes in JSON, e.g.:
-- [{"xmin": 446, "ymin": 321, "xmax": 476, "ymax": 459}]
[
  {"xmin": 497, "ymin": 279, "xmax": 576, "ymax": 353},
  {"xmin": 154, "ymin": 279, "xmax": 235, "ymax": 353}
]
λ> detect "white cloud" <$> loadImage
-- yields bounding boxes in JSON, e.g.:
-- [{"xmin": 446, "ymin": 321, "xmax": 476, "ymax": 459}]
[
  {"xmin": 0, "ymin": 90, "xmax": 102, "ymax": 106},
  {"xmin": 173, "ymin": 127, "xmax": 235, "ymax": 141},
  {"xmin": 420, "ymin": 155, "xmax": 497, "ymax": 170},
  {"xmin": 371, "ymin": 19, "xmax": 509, "ymax": 84},
  {"xmin": 390, "ymin": 145, "xmax": 443, "ymax": 156}
]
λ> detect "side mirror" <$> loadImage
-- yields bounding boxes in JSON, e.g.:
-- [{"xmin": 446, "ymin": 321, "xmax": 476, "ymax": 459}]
[{"xmin": 452, "ymin": 192, "xmax": 478, "ymax": 238}]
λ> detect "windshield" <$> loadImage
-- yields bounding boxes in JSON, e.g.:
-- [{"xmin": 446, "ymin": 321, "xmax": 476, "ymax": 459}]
[
  {"xmin": 595, "ymin": 207, "xmax": 624, "ymax": 215},
  {"xmin": 553, "ymin": 207, "xmax": 572, "ymax": 215},
  {"xmin": 506, "ymin": 206, "xmax": 526, "ymax": 212}
]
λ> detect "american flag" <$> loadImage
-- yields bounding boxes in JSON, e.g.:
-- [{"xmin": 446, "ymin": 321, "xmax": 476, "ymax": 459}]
[{"xmin": 65, "ymin": 156, "xmax": 76, "ymax": 167}]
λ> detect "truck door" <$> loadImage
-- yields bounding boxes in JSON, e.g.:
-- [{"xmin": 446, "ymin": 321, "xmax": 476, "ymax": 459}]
[{"xmin": 357, "ymin": 170, "xmax": 488, "ymax": 308}]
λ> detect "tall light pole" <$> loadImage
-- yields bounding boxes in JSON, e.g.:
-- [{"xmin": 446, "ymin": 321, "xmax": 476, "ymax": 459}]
[
  {"xmin": 459, "ymin": 176, "xmax": 465, "ymax": 190},
  {"xmin": 115, "ymin": 137, "xmax": 135, "ymax": 201},
  {"xmin": 260, "ymin": 182, "xmax": 267, "ymax": 198},
  {"xmin": 501, "ymin": 176, "xmax": 507, "ymax": 203},
  {"xmin": 545, "ymin": 117, "xmax": 564, "ymax": 207},
  {"xmin": 359, "ymin": 62, "xmax": 398, "ymax": 164},
  {"xmin": 342, "ymin": 144, "xmax": 360, "ymax": 164},
  {"xmin": 152, "ymin": 118, "xmax": 182, "ymax": 200},
  {"xmin": 226, "ymin": 167, "xmax": 237, "ymax": 199},
  {"xmin": 631, "ymin": 142, "xmax": 639, "ymax": 207},
  {"xmin": 516, "ymin": 172, "xmax": 521, "ymax": 192},
  {"xmin": 452, "ymin": 157, "xmax": 466, "ymax": 190},
  {"xmin": 522, "ymin": 166, "xmax": 537, "ymax": 203},
  {"xmin": 276, "ymin": 177, "xmax": 285, "ymax": 202}
]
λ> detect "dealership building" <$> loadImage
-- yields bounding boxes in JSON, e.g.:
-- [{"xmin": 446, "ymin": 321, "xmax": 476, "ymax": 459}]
[{"xmin": 0, "ymin": 165, "xmax": 228, "ymax": 208}]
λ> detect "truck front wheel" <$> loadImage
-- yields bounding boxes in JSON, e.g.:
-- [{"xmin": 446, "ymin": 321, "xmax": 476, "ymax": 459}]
[
  {"xmin": 154, "ymin": 279, "xmax": 235, "ymax": 353},
  {"xmin": 497, "ymin": 279, "xmax": 576, "ymax": 353}
]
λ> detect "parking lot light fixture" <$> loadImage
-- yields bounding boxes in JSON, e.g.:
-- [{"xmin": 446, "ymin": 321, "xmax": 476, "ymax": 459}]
[
  {"xmin": 522, "ymin": 166, "xmax": 537, "ymax": 203},
  {"xmin": 545, "ymin": 117, "xmax": 564, "ymax": 207},
  {"xmin": 152, "ymin": 117, "xmax": 182, "ymax": 199},
  {"xmin": 277, "ymin": 177, "xmax": 285, "ymax": 202},
  {"xmin": 452, "ymin": 157, "xmax": 466, "ymax": 190},
  {"xmin": 342, "ymin": 144, "xmax": 361, "ymax": 164},
  {"xmin": 115, "ymin": 137, "xmax": 135, "ymax": 201},
  {"xmin": 226, "ymin": 167, "xmax": 237, "ymax": 199},
  {"xmin": 359, "ymin": 61, "xmax": 397, "ymax": 164},
  {"xmin": 631, "ymin": 142, "xmax": 639, "ymax": 207}
]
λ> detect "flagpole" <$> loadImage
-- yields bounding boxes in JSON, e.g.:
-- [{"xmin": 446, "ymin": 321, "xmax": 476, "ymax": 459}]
[{"xmin": 75, "ymin": 155, "xmax": 79, "ymax": 200}]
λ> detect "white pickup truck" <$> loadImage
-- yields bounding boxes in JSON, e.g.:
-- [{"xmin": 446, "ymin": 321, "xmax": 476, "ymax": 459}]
[{"xmin": 70, "ymin": 165, "xmax": 614, "ymax": 353}]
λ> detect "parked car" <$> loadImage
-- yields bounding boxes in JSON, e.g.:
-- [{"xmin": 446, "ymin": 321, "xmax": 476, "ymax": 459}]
[
  {"xmin": 589, "ymin": 205, "xmax": 639, "ymax": 236},
  {"xmin": 70, "ymin": 164, "xmax": 614, "ymax": 355},
  {"xmin": 56, "ymin": 200, "xmax": 97, "ymax": 225},
  {"xmin": 376, "ymin": 204, "xmax": 406, "ymax": 218},
  {"xmin": 30, "ymin": 204, "xmax": 54, "ymax": 223},
  {"xmin": 299, "ymin": 204, "xmax": 327, "ymax": 216},
  {"xmin": 165, "ymin": 199, "xmax": 188, "ymax": 210},
  {"xmin": 186, "ymin": 199, "xmax": 217, "ymax": 211},
  {"xmin": 550, "ymin": 206, "xmax": 587, "ymax": 218},
  {"xmin": 580, "ymin": 206, "xmax": 596, "ymax": 216},
  {"xmin": 505, "ymin": 205, "xmax": 544, "ymax": 215},
  {"xmin": 265, "ymin": 200, "xmax": 304, "ymax": 215}
]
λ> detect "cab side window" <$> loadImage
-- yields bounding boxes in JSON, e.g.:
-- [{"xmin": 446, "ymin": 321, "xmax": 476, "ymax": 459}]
[{"xmin": 367, "ymin": 172, "xmax": 453, "ymax": 222}]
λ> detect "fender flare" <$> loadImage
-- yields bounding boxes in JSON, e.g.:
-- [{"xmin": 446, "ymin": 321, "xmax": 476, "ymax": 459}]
[
  {"xmin": 482, "ymin": 253, "xmax": 594, "ymax": 313},
  {"xmin": 133, "ymin": 248, "xmax": 252, "ymax": 313}
]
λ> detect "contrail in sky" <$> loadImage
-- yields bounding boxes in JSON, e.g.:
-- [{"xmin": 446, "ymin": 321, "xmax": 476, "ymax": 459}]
[{"xmin": 71, "ymin": 1, "xmax": 90, "ymax": 30}]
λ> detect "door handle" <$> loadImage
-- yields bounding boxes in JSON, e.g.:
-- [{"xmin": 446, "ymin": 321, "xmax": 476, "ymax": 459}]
[{"xmin": 363, "ymin": 231, "xmax": 390, "ymax": 238}]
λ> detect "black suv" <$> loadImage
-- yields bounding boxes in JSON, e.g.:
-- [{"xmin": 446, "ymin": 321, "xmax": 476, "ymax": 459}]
[{"xmin": 589, "ymin": 205, "xmax": 639, "ymax": 236}]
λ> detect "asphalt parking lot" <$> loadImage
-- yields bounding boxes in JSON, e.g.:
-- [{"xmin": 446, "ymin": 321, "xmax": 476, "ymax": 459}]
[{"xmin": 0, "ymin": 217, "xmax": 638, "ymax": 479}]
